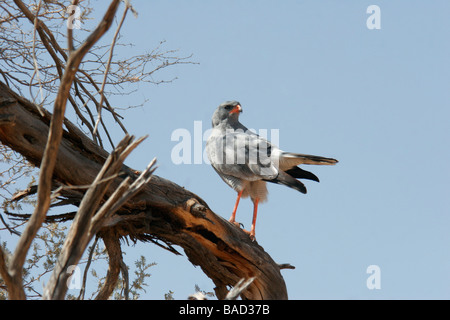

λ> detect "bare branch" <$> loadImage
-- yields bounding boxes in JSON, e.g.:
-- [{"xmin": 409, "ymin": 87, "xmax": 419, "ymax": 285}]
[
  {"xmin": 1, "ymin": 1, "xmax": 196, "ymax": 149},
  {"xmin": 67, "ymin": 0, "xmax": 80, "ymax": 53},
  {"xmin": 93, "ymin": 2, "xmax": 130, "ymax": 137},
  {"xmin": 278, "ymin": 263, "xmax": 296, "ymax": 270},
  {"xmin": 77, "ymin": 236, "xmax": 99, "ymax": 300},
  {"xmin": 0, "ymin": 213, "xmax": 21, "ymax": 236},
  {"xmin": 7, "ymin": 0, "xmax": 121, "ymax": 300},
  {"xmin": 119, "ymin": 259, "xmax": 129, "ymax": 300},
  {"xmin": 30, "ymin": 0, "xmax": 45, "ymax": 113},
  {"xmin": 94, "ymin": 229, "xmax": 122, "ymax": 300}
]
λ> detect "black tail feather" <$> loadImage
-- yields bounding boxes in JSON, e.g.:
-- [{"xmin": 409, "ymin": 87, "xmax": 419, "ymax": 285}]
[
  {"xmin": 284, "ymin": 166, "xmax": 320, "ymax": 182},
  {"xmin": 265, "ymin": 171, "xmax": 307, "ymax": 194}
]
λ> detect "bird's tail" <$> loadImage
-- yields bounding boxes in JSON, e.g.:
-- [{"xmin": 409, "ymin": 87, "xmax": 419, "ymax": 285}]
[
  {"xmin": 267, "ymin": 152, "xmax": 338, "ymax": 194},
  {"xmin": 280, "ymin": 152, "xmax": 338, "ymax": 166}
]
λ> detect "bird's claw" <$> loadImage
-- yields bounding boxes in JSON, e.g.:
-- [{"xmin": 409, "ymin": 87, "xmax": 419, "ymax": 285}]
[
  {"xmin": 229, "ymin": 218, "xmax": 244, "ymax": 228},
  {"xmin": 230, "ymin": 220, "xmax": 241, "ymax": 228},
  {"xmin": 242, "ymin": 229, "xmax": 256, "ymax": 242},
  {"xmin": 229, "ymin": 219, "xmax": 256, "ymax": 241}
]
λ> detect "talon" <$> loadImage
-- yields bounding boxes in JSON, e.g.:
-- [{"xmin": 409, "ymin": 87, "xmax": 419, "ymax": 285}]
[
  {"xmin": 243, "ymin": 229, "xmax": 256, "ymax": 241},
  {"xmin": 229, "ymin": 219, "xmax": 241, "ymax": 228}
]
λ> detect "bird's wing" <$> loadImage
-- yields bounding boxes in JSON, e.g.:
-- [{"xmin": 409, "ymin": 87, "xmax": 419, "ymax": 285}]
[
  {"xmin": 206, "ymin": 129, "xmax": 279, "ymax": 181},
  {"xmin": 210, "ymin": 165, "xmax": 246, "ymax": 191}
]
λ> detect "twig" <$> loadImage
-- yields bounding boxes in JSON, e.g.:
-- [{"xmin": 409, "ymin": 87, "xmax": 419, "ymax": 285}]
[
  {"xmin": 77, "ymin": 235, "xmax": 99, "ymax": 300},
  {"xmin": 67, "ymin": 0, "xmax": 80, "ymax": 53},
  {"xmin": 50, "ymin": 173, "xmax": 120, "ymax": 199},
  {"xmin": 0, "ymin": 213, "xmax": 21, "ymax": 236},
  {"xmin": 93, "ymin": 3, "xmax": 130, "ymax": 136},
  {"xmin": 119, "ymin": 259, "xmax": 129, "ymax": 300},
  {"xmin": 30, "ymin": 0, "xmax": 45, "ymax": 114}
]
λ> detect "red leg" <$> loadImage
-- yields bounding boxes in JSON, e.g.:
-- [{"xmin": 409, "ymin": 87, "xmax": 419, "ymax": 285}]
[
  {"xmin": 249, "ymin": 198, "xmax": 259, "ymax": 240},
  {"xmin": 229, "ymin": 190, "xmax": 243, "ymax": 225}
]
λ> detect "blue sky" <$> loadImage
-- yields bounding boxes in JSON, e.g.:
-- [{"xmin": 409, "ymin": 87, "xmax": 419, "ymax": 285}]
[
  {"xmin": 100, "ymin": 0, "xmax": 449, "ymax": 299},
  {"xmin": 3, "ymin": 1, "xmax": 450, "ymax": 299}
]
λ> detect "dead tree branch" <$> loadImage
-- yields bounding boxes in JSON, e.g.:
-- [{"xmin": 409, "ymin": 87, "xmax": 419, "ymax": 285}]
[{"xmin": 94, "ymin": 229, "xmax": 123, "ymax": 300}]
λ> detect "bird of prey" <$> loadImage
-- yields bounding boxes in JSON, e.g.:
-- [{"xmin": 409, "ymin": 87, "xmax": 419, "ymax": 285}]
[{"xmin": 205, "ymin": 100, "xmax": 338, "ymax": 240}]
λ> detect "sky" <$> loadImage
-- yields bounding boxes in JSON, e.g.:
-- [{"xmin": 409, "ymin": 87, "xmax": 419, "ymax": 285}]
[
  {"xmin": 3, "ymin": 0, "xmax": 450, "ymax": 300},
  {"xmin": 108, "ymin": 0, "xmax": 450, "ymax": 300}
]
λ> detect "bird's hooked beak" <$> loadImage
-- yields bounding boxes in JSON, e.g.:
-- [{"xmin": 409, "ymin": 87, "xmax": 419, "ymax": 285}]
[{"xmin": 229, "ymin": 104, "xmax": 242, "ymax": 114}]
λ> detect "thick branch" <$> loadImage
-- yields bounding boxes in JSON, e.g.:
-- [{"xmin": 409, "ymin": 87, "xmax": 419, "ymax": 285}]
[{"xmin": 0, "ymin": 82, "xmax": 289, "ymax": 300}]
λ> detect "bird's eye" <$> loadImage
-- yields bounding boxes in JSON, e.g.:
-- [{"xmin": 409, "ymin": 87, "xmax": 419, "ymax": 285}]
[{"xmin": 224, "ymin": 105, "xmax": 232, "ymax": 110}]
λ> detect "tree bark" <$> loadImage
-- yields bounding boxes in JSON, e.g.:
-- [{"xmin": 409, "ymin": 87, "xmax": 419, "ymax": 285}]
[{"xmin": 0, "ymin": 81, "xmax": 289, "ymax": 300}]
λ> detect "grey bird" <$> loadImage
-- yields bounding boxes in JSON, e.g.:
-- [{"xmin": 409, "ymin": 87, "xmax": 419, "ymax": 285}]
[{"xmin": 205, "ymin": 100, "xmax": 338, "ymax": 240}]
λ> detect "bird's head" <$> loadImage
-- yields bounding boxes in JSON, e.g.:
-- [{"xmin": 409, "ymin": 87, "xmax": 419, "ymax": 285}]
[{"xmin": 212, "ymin": 100, "xmax": 242, "ymax": 127}]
